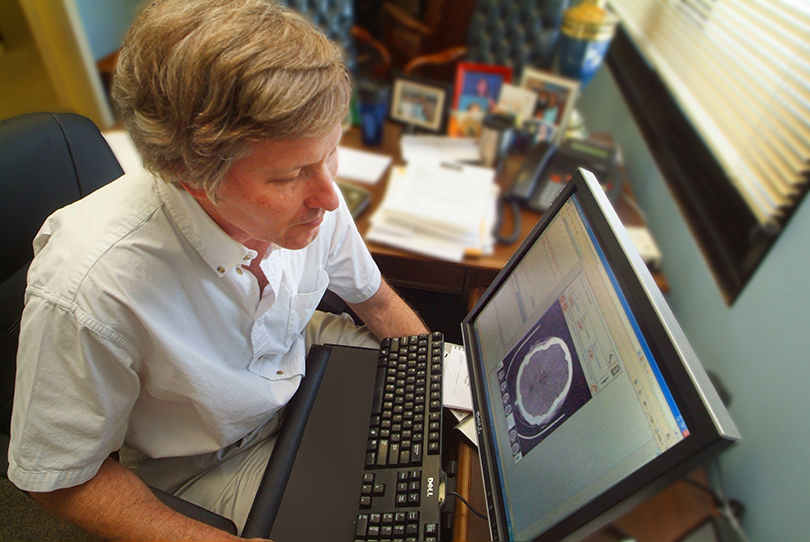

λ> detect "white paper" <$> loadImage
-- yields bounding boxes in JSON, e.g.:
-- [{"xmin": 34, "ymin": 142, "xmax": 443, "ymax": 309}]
[
  {"xmin": 366, "ymin": 166, "xmax": 498, "ymax": 260},
  {"xmin": 455, "ymin": 414, "xmax": 479, "ymax": 448},
  {"xmin": 380, "ymin": 162, "xmax": 495, "ymax": 235},
  {"xmin": 443, "ymin": 343, "xmax": 473, "ymax": 412},
  {"xmin": 336, "ymin": 146, "xmax": 391, "ymax": 184},
  {"xmin": 366, "ymin": 213, "xmax": 467, "ymax": 261},
  {"xmin": 400, "ymin": 135, "xmax": 481, "ymax": 165},
  {"xmin": 450, "ymin": 409, "xmax": 472, "ymax": 422}
]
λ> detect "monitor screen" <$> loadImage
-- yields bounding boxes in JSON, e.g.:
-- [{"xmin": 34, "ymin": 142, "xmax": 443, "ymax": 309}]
[{"xmin": 462, "ymin": 169, "xmax": 739, "ymax": 541}]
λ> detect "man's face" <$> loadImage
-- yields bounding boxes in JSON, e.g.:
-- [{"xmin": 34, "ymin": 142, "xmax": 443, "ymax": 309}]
[{"xmin": 186, "ymin": 123, "xmax": 342, "ymax": 251}]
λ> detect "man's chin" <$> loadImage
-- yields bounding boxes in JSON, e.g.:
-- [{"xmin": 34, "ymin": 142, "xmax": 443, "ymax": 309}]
[{"xmin": 278, "ymin": 225, "xmax": 321, "ymax": 251}]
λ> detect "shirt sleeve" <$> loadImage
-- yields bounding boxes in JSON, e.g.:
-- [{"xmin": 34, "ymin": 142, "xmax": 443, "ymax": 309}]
[
  {"xmin": 321, "ymin": 184, "xmax": 382, "ymax": 304},
  {"xmin": 7, "ymin": 291, "xmax": 141, "ymax": 492}
]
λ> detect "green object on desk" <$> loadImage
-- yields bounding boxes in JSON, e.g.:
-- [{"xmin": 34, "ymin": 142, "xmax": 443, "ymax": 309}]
[{"xmin": 337, "ymin": 181, "xmax": 371, "ymax": 219}]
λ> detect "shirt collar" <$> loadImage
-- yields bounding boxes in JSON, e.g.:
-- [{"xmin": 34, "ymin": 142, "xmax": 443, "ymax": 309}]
[{"xmin": 157, "ymin": 180, "xmax": 261, "ymax": 276}]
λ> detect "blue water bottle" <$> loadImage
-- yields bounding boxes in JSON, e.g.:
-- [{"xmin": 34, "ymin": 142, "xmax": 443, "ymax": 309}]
[
  {"xmin": 556, "ymin": 0, "xmax": 619, "ymax": 89},
  {"xmin": 357, "ymin": 80, "xmax": 390, "ymax": 147}
]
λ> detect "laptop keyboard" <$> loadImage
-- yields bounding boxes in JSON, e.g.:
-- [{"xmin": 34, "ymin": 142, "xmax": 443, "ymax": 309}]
[{"xmin": 354, "ymin": 332, "xmax": 444, "ymax": 541}]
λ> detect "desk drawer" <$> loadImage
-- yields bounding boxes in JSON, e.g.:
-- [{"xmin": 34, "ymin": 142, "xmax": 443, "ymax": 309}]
[{"xmin": 373, "ymin": 253, "xmax": 467, "ymax": 295}]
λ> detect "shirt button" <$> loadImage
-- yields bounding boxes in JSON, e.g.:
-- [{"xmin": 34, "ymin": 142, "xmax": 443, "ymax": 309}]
[
  {"xmin": 236, "ymin": 268, "xmax": 243, "ymax": 275},
  {"xmin": 276, "ymin": 370, "xmax": 284, "ymax": 376},
  {"xmin": 243, "ymin": 255, "xmax": 251, "ymax": 261},
  {"xmin": 217, "ymin": 266, "xmax": 225, "ymax": 273}
]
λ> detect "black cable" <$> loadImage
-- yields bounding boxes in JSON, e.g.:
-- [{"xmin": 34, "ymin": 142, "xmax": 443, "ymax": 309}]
[
  {"xmin": 493, "ymin": 195, "xmax": 522, "ymax": 245},
  {"xmin": 447, "ymin": 491, "xmax": 488, "ymax": 520},
  {"xmin": 681, "ymin": 477, "xmax": 724, "ymax": 507}
]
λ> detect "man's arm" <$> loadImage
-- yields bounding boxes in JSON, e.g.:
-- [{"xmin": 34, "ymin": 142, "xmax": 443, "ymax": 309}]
[
  {"xmin": 29, "ymin": 457, "xmax": 257, "ymax": 541},
  {"xmin": 347, "ymin": 278, "xmax": 429, "ymax": 339}
]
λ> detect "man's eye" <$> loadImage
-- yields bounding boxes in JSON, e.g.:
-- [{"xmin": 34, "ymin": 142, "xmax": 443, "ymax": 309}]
[{"xmin": 271, "ymin": 173, "xmax": 299, "ymax": 184}]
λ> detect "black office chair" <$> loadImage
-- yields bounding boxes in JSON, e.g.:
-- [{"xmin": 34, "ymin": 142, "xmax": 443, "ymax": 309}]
[
  {"xmin": 387, "ymin": 0, "xmax": 570, "ymax": 82},
  {"xmin": 275, "ymin": 0, "xmax": 391, "ymax": 80},
  {"xmin": 0, "ymin": 112, "xmax": 237, "ymax": 536}
]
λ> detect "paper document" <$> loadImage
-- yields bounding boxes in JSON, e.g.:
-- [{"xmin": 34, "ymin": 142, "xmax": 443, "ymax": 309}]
[
  {"xmin": 455, "ymin": 415, "xmax": 479, "ymax": 448},
  {"xmin": 366, "ymin": 164, "xmax": 498, "ymax": 261},
  {"xmin": 400, "ymin": 135, "xmax": 480, "ymax": 165},
  {"xmin": 381, "ymin": 162, "xmax": 493, "ymax": 234},
  {"xmin": 336, "ymin": 146, "xmax": 392, "ymax": 184},
  {"xmin": 443, "ymin": 343, "xmax": 473, "ymax": 412}
]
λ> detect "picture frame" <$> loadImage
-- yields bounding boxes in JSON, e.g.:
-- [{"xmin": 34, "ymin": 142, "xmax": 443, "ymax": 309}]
[
  {"xmin": 520, "ymin": 67, "xmax": 580, "ymax": 143},
  {"xmin": 389, "ymin": 74, "xmax": 450, "ymax": 133},
  {"xmin": 448, "ymin": 110, "xmax": 485, "ymax": 138},
  {"xmin": 496, "ymin": 83, "xmax": 538, "ymax": 121},
  {"xmin": 453, "ymin": 62, "xmax": 513, "ymax": 114}
]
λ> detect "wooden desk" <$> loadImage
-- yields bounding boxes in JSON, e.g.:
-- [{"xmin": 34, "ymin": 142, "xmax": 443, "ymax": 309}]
[{"xmin": 340, "ymin": 123, "xmax": 669, "ymax": 300}]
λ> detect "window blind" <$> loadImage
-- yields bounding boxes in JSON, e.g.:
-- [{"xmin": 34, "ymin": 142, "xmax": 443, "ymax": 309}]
[{"xmin": 607, "ymin": 0, "xmax": 809, "ymax": 231}]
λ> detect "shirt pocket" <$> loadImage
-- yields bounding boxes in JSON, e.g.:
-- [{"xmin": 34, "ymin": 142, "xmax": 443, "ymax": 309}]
[{"xmin": 285, "ymin": 266, "xmax": 330, "ymax": 348}]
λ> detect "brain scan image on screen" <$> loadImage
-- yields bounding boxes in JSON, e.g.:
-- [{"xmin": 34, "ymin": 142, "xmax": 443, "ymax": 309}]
[
  {"xmin": 516, "ymin": 337, "xmax": 573, "ymax": 426},
  {"xmin": 497, "ymin": 300, "xmax": 593, "ymax": 462}
]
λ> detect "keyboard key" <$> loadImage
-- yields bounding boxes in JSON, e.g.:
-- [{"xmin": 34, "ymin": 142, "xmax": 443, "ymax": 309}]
[
  {"xmin": 424, "ymin": 522, "xmax": 439, "ymax": 540},
  {"xmin": 376, "ymin": 440, "xmax": 389, "ymax": 466},
  {"xmin": 356, "ymin": 514, "xmax": 369, "ymax": 538},
  {"xmin": 411, "ymin": 443, "xmax": 422, "ymax": 465}
]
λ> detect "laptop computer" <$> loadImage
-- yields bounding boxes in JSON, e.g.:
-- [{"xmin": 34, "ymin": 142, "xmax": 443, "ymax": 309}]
[{"xmin": 241, "ymin": 168, "xmax": 739, "ymax": 541}]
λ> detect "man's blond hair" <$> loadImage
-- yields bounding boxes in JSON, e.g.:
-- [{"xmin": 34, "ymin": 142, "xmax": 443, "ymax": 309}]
[{"xmin": 112, "ymin": 0, "xmax": 351, "ymax": 198}]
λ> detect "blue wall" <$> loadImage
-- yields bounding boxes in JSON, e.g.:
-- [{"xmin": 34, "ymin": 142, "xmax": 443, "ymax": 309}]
[
  {"xmin": 73, "ymin": 0, "xmax": 144, "ymax": 60},
  {"xmin": 578, "ymin": 66, "xmax": 810, "ymax": 541}
]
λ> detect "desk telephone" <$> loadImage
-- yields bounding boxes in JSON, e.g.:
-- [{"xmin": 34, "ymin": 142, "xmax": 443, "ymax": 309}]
[{"xmin": 508, "ymin": 138, "xmax": 622, "ymax": 212}]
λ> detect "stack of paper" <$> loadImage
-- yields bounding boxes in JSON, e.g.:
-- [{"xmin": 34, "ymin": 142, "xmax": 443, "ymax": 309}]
[
  {"xmin": 443, "ymin": 343, "xmax": 478, "ymax": 447},
  {"xmin": 366, "ymin": 138, "xmax": 498, "ymax": 262}
]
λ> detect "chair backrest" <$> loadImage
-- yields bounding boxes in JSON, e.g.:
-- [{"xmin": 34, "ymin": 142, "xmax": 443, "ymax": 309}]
[
  {"xmin": 0, "ymin": 112, "xmax": 124, "ymax": 436},
  {"xmin": 274, "ymin": 0, "xmax": 357, "ymax": 71},
  {"xmin": 466, "ymin": 0, "xmax": 570, "ymax": 78}
]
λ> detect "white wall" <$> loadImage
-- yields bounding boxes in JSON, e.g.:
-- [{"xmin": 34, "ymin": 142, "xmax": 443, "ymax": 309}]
[{"xmin": 578, "ymin": 66, "xmax": 810, "ymax": 541}]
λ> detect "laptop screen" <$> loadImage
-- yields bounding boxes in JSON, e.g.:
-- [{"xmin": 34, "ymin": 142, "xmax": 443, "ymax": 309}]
[{"xmin": 462, "ymin": 169, "xmax": 739, "ymax": 541}]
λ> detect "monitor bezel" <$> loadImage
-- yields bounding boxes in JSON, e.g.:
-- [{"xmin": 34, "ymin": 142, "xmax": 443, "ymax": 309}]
[{"xmin": 461, "ymin": 169, "xmax": 739, "ymax": 541}]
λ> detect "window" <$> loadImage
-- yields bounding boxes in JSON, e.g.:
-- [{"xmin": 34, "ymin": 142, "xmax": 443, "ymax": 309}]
[{"xmin": 605, "ymin": 0, "xmax": 809, "ymax": 303}]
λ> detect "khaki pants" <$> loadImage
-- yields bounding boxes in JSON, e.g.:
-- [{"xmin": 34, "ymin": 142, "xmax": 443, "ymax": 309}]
[{"xmin": 121, "ymin": 311, "xmax": 379, "ymax": 534}]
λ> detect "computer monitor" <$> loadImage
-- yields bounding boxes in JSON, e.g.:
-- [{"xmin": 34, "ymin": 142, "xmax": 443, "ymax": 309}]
[{"xmin": 461, "ymin": 169, "xmax": 739, "ymax": 541}]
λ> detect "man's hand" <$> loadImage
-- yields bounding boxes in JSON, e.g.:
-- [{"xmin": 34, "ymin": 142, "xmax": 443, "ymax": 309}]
[
  {"xmin": 347, "ymin": 278, "xmax": 429, "ymax": 340},
  {"xmin": 30, "ymin": 457, "xmax": 259, "ymax": 541}
]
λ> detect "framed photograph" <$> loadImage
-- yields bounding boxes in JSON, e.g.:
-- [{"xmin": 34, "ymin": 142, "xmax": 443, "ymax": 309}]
[
  {"xmin": 496, "ymin": 83, "xmax": 538, "ymax": 121},
  {"xmin": 389, "ymin": 75, "xmax": 450, "ymax": 133},
  {"xmin": 453, "ymin": 62, "xmax": 513, "ymax": 114},
  {"xmin": 520, "ymin": 68, "xmax": 579, "ymax": 143},
  {"xmin": 448, "ymin": 110, "xmax": 485, "ymax": 138}
]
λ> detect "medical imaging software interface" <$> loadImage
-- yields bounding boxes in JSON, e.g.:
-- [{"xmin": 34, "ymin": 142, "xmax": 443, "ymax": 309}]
[{"xmin": 473, "ymin": 195, "xmax": 690, "ymax": 540}]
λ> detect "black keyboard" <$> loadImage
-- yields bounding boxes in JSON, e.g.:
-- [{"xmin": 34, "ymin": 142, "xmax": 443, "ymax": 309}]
[{"xmin": 354, "ymin": 332, "xmax": 445, "ymax": 541}]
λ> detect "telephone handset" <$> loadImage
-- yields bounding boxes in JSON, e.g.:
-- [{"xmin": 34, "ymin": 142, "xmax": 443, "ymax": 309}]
[
  {"xmin": 493, "ymin": 138, "xmax": 621, "ymax": 244},
  {"xmin": 507, "ymin": 138, "xmax": 621, "ymax": 212}
]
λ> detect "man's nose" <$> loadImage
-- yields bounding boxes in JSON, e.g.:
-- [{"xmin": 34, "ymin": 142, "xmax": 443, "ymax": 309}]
[{"xmin": 306, "ymin": 163, "xmax": 340, "ymax": 212}]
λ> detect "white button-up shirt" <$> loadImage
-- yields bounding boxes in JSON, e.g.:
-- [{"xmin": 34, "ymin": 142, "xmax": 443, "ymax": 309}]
[{"xmin": 8, "ymin": 169, "xmax": 380, "ymax": 492}]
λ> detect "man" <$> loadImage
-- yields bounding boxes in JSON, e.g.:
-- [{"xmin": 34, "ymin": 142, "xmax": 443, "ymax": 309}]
[{"xmin": 7, "ymin": 1, "xmax": 427, "ymax": 539}]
